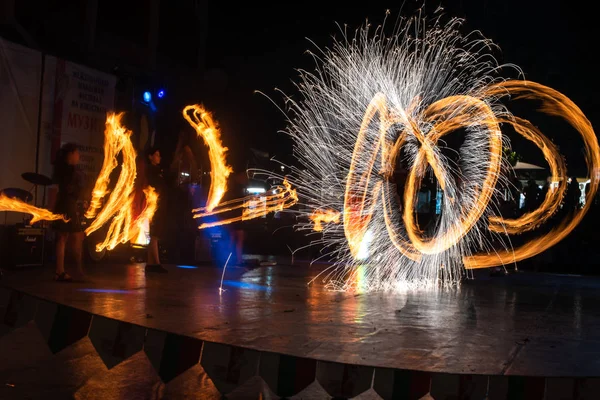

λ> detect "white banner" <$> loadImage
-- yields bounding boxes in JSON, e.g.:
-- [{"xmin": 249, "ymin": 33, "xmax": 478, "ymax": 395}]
[
  {"xmin": 39, "ymin": 56, "xmax": 116, "ymax": 185},
  {"xmin": 0, "ymin": 38, "xmax": 42, "ymax": 222}
]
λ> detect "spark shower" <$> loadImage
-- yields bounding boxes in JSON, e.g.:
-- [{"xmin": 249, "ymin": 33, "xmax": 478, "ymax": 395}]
[{"xmin": 285, "ymin": 13, "xmax": 599, "ymax": 291}]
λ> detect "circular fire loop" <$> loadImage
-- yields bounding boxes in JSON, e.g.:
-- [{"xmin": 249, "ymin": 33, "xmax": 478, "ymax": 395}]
[{"xmin": 343, "ymin": 80, "xmax": 600, "ymax": 269}]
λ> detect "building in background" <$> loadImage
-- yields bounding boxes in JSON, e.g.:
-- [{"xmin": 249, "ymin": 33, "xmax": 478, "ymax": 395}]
[{"xmin": 0, "ymin": 0, "xmax": 211, "ymax": 205}]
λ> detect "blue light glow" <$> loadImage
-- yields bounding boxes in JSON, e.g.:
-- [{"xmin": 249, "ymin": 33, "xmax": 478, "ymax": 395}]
[
  {"xmin": 176, "ymin": 265, "xmax": 198, "ymax": 269},
  {"xmin": 143, "ymin": 91, "xmax": 152, "ymax": 102},
  {"xmin": 78, "ymin": 288, "xmax": 134, "ymax": 294},
  {"xmin": 157, "ymin": 89, "xmax": 165, "ymax": 98},
  {"xmin": 222, "ymin": 280, "xmax": 269, "ymax": 291}
]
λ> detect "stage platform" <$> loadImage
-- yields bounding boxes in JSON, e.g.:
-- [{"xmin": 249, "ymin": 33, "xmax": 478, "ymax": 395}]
[{"xmin": 2, "ymin": 262, "xmax": 600, "ymax": 399}]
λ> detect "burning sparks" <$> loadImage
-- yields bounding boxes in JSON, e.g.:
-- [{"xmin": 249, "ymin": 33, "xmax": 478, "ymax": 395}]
[
  {"xmin": 84, "ymin": 113, "xmax": 158, "ymax": 251},
  {"xmin": 85, "ymin": 104, "xmax": 289, "ymax": 250},
  {"xmin": 283, "ymin": 13, "xmax": 599, "ymax": 291},
  {"xmin": 183, "ymin": 104, "xmax": 298, "ymax": 229},
  {"xmin": 0, "ymin": 194, "xmax": 67, "ymax": 224},
  {"xmin": 193, "ymin": 178, "xmax": 298, "ymax": 229},
  {"xmin": 183, "ymin": 105, "xmax": 232, "ymax": 212},
  {"xmin": 310, "ymin": 209, "xmax": 341, "ymax": 232},
  {"xmin": 185, "ymin": 104, "xmax": 298, "ymax": 228}
]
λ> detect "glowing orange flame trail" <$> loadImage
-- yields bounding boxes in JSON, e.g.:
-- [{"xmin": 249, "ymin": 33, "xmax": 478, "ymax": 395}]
[
  {"xmin": 331, "ymin": 81, "xmax": 598, "ymax": 270},
  {"xmin": 84, "ymin": 113, "xmax": 158, "ymax": 251},
  {"xmin": 183, "ymin": 105, "xmax": 232, "ymax": 212},
  {"xmin": 309, "ymin": 209, "xmax": 341, "ymax": 232},
  {"xmin": 464, "ymin": 80, "xmax": 600, "ymax": 268},
  {"xmin": 193, "ymin": 179, "xmax": 298, "ymax": 229},
  {"xmin": 0, "ymin": 194, "xmax": 67, "ymax": 224},
  {"xmin": 85, "ymin": 114, "xmax": 128, "ymax": 219}
]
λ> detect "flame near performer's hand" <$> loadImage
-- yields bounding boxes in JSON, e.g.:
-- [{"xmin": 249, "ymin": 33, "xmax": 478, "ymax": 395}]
[
  {"xmin": 193, "ymin": 178, "xmax": 298, "ymax": 229},
  {"xmin": 284, "ymin": 13, "xmax": 599, "ymax": 291},
  {"xmin": 1, "ymin": 104, "xmax": 296, "ymax": 252},
  {"xmin": 183, "ymin": 105, "xmax": 232, "ymax": 212},
  {"xmin": 85, "ymin": 113, "xmax": 128, "ymax": 220},
  {"xmin": 337, "ymin": 82, "xmax": 598, "ymax": 270},
  {"xmin": 84, "ymin": 113, "xmax": 158, "ymax": 251},
  {"xmin": 183, "ymin": 105, "xmax": 298, "ymax": 228},
  {"xmin": 0, "ymin": 193, "xmax": 67, "ymax": 224}
]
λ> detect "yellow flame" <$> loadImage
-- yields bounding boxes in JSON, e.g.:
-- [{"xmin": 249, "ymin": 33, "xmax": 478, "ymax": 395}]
[
  {"xmin": 130, "ymin": 186, "xmax": 158, "ymax": 247},
  {"xmin": 343, "ymin": 93, "xmax": 387, "ymax": 258},
  {"xmin": 193, "ymin": 179, "xmax": 298, "ymax": 229},
  {"xmin": 309, "ymin": 209, "xmax": 341, "ymax": 232},
  {"xmin": 85, "ymin": 113, "xmax": 129, "ymax": 219},
  {"xmin": 343, "ymin": 93, "xmax": 502, "ymax": 261},
  {"xmin": 334, "ymin": 80, "xmax": 599, "ymax": 269},
  {"xmin": 183, "ymin": 105, "xmax": 232, "ymax": 212},
  {"xmin": 463, "ymin": 80, "xmax": 600, "ymax": 268},
  {"xmin": 0, "ymin": 113, "xmax": 158, "ymax": 251},
  {"xmin": 0, "ymin": 194, "xmax": 67, "ymax": 224},
  {"xmin": 85, "ymin": 113, "xmax": 136, "ymax": 236},
  {"xmin": 84, "ymin": 113, "xmax": 159, "ymax": 251},
  {"xmin": 487, "ymin": 116, "xmax": 567, "ymax": 234},
  {"xmin": 404, "ymin": 95, "xmax": 503, "ymax": 255}
]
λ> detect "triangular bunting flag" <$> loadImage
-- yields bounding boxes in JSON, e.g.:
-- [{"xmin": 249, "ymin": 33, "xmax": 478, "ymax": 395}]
[
  {"xmin": 458, "ymin": 374, "xmax": 489, "ymax": 399},
  {"xmin": 34, "ymin": 300, "xmax": 92, "ymax": 354},
  {"xmin": 200, "ymin": 341, "xmax": 260, "ymax": 395},
  {"xmin": 430, "ymin": 373, "xmax": 459, "ymax": 400},
  {"xmin": 545, "ymin": 378, "xmax": 575, "ymax": 400},
  {"xmin": 259, "ymin": 351, "xmax": 317, "ymax": 397},
  {"xmin": 507, "ymin": 376, "xmax": 545, "ymax": 400},
  {"xmin": 374, "ymin": 367, "xmax": 431, "ymax": 400},
  {"xmin": 2, "ymin": 290, "xmax": 38, "ymax": 332},
  {"xmin": 316, "ymin": 360, "xmax": 374, "ymax": 398},
  {"xmin": 88, "ymin": 315, "xmax": 146, "ymax": 369},
  {"xmin": 574, "ymin": 378, "xmax": 600, "ymax": 398},
  {"xmin": 144, "ymin": 329, "xmax": 202, "ymax": 383}
]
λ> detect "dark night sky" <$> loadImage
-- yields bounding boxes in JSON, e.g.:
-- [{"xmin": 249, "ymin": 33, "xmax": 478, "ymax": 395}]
[
  {"xmin": 8, "ymin": 1, "xmax": 596, "ymax": 174},
  {"xmin": 191, "ymin": 0, "xmax": 597, "ymax": 175}
]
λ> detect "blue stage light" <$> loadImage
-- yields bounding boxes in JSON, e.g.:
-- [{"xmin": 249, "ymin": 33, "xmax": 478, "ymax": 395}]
[
  {"xmin": 143, "ymin": 91, "xmax": 152, "ymax": 102},
  {"xmin": 78, "ymin": 288, "xmax": 134, "ymax": 294},
  {"xmin": 176, "ymin": 265, "xmax": 197, "ymax": 269},
  {"xmin": 157, "ymin": 89, "xmax": 165, "ymax": 98}
]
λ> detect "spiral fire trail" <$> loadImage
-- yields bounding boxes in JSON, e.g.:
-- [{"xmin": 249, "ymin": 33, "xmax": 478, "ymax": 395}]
[
  {"xmin": 282, "ymin": 13, "xmax": 599, "ymax": 292},
  {"xmin": 85, "ymin": 113, "xmax": 158, "ymax": 251}
]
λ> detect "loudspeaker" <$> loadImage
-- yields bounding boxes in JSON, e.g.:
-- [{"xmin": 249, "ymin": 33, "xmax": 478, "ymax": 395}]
[{"xmin": 2, "ymin": 226, "xmax": 45, "ymax": 268}]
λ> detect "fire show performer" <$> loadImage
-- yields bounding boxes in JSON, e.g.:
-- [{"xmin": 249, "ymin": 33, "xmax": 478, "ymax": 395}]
[{"xmin": 52, "ymin": 143, "xmax": 86, "ymax": 282}]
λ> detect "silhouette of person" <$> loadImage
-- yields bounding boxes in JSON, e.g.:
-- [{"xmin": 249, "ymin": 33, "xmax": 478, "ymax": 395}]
[
  {"xmin": 538, "ymin": 181, "xmax": 550, "ymax": 207},
  {"xmin": 564, "ymin": 177, "xmax": 581, "ymax": 210},
  {"xmin": 523, "ymin": 179, "xmax": 541, "ymax": 212}
]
